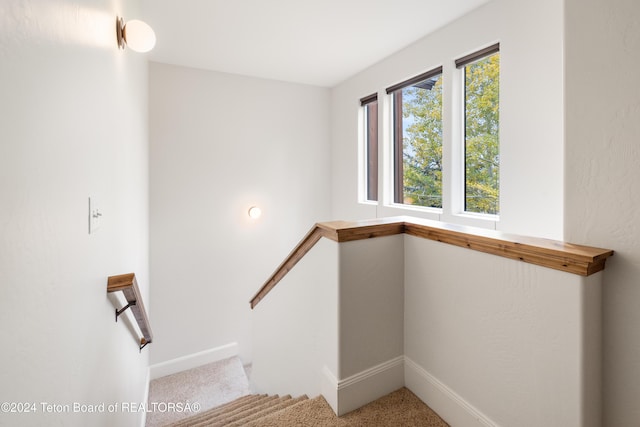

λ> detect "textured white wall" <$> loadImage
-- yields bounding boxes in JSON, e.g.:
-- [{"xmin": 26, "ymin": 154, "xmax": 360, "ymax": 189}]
[
  {"xmin": 338, "ymin": 236, "xmax": 404, "ymax": 378},
  {"xmin": 565, "ymin": 0, "xmax": 640, "ymax": 425},
  {"xmin": 330, "ymin": 0, "xmax": 564, "ymax": 239},
  {"xmin": 0, "ymin": 1, "xmax": 150, "ymax": 426},
  {"xmin": 148, "ymin": 62, "xmax": 332, "ymax": 365},
  {"xmin": 252, "ymin": 230, "xmax": 602, "ymax": 425},
  {"xmin": 404, "ymin": 236, "xmax": 602, "ymax": 427}
]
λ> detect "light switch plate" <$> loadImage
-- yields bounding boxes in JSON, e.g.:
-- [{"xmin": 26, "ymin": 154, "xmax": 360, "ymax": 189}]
[{"xmin": 89, "ymin": 197, "xmax": 102, "ymax": 234}]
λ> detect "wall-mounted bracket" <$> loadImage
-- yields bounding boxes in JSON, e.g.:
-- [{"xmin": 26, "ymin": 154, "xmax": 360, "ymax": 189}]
[{"xmin": 115, "ymin": 300, "xmax": 137, "ymax": 322}]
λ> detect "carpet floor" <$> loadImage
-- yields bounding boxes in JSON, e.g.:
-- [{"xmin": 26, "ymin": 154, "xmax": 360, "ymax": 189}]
[
  {"xmin": 146, "ymin": 356, "xmax": 448, "ymax": 426},
  {"xmin": 170, "ymin": 387, "xmax": 448, "ymax": 427},
  {"xmin": 248, "ymin": 387, "xmax": 449, "ymax": 427},
  {"xmin": 146, "ymin": 356, "xmax": 251, "ymax": 427}
]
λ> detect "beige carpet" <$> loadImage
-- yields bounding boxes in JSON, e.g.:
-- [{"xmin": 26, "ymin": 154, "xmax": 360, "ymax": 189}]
[
  {"xmin": 251, "ymin": 388, "xmax": 449, "ymax": 427},
  {"xmin": 168, "ymin": 394, "xmax": 310, "ymax": 427},
  {"xmin": 146, "ymin": 357, "xmax": 448, "ymax": 426},
  {"xmin": 171, "ymin": 387, "xmax": 448, "ymax": 427},
  {"xmin": 146, "ymin": 356, "xmax": 251, "ymax": 427}
]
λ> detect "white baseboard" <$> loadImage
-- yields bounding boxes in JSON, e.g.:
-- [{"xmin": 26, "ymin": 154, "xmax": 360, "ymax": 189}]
[
  {"xmin": 149, "ymin": 342, "xmax": 239, "ymax": 380},
  {"xmin": 320, "ymin": 366, "xmax": 339, "ymax": 415},
  {"xmin": 334, "ymin": 356, "xmax": 405, "ymax": 416},
  {"xmin": 140, "ymin": 368, "xmax": 151, "ymax": 427},
  {"xmin": 404, "ymin": 356, "xmax": 497, "ymax": 427}
]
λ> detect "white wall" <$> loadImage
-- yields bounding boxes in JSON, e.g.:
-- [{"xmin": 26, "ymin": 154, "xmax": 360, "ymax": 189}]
[
  {"xmin": 336, "ymin": 236, "xmax": 405, "ymax": 415},
  {"xmin": 252, "ymin": 228, "xmax": 603, "ymax": 425},
  {"xmin": 251, "ymin": 235, "xmax": 405, "ymax": 417},
  {"xmin": 251, "ymin": 238, "xmax": 339, "ymax": 401},
  {"xmin": 330, "ymin": 0, "xmax": 564, "ymax": 240},
  {"xmin": 148, "ymin": 63, "xmax": 332, "ymax": 365},
  {"xmin": 0, "ymin": 1, "xmax": 150, "ymax": 426},
  {"xmin": 564, "ymin": 0, "xmax": 640, "ymax": 425},
  {"xmin": 338, "ymin": 237, "xmax": 404, "ymax": 378},
  {"xmin": 404, "ymin": 236, "xmax": 602, "ymax": 427}
]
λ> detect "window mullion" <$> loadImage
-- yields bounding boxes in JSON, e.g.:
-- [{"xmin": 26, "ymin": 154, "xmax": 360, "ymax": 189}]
[
  {"xmin": 393, "ymin": 90, "xmax": 404, "ymax": 204},
  {"xmin": 366, "ymin": 102, "xmax": 379, "ymax": 201}
]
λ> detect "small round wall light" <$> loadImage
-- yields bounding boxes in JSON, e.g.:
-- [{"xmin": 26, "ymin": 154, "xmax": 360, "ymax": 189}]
[
  {"xmin": 116, "ymin": 16, "xmax": 156, "ymax": 53},
  {"xmin": 248, "ymin": 206, "xmax": 262, "ymax": 219}
]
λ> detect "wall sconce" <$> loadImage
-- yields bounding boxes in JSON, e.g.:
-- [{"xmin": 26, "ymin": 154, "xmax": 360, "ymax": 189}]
[
  {"xmin": 248, "ymin": 206, "xmax": 262, "ymax": 219},
  {"xmin": 116, "ymin": 16, "xmax": 156, "ymax": 53}
]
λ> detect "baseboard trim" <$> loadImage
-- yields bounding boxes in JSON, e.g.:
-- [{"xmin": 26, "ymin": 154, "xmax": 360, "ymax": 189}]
[
  {"xmin": 140, "ymin": 368, "xmax": 151, "ymax": 427},
  {"xmin": 404, "ymin": 356, "xmax": 497, "ymax": 427},
  {"xmin": 320, "ymin": 366, "xmax": 339, "ymax": 415},
  {"xmin": 334, "ymin": 356, "xmax": 405, "ymax": 416},
  {"xmin": 149, "ymin": 342, "xmax": 239, "ymax": 380}
]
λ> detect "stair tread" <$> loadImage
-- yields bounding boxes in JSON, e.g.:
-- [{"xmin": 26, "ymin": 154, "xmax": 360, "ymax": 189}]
[
  {"xmin": 196, "ymin": 395, "xmax": 291, "ymax": 427},
  {"xmin": 171, "ymin": 394, "xmax": 286, "ymax": 427},
  {"xmin": 170, "ymin": 394, "xmax": 313, "ymax": 427},
  {"xmin": 167, "ymin": 394, "xmax": 270, "ymax": 427},
  {"xmin": 167, "ymin": 389, "xmax": 447, "ymax": 426},
  {"xmin": 225, "ymin": 395, "xmax": 309, "ymax": 427},
  {"xmin": 199, "ymin": 393, "xmax": 261, "ymax": 416},
  {"xmin": 241, "ymin": 396, "xmax": 334, "ymax": 427}
]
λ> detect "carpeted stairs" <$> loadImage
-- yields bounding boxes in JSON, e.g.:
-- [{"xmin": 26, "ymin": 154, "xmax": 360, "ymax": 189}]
[
  {"xmin": 147, "ymin": 356, "xmax": 448, "ymax": 426},
  {"xmin": 166, "ymin": 387, "xmax": 449, "ymax": 427},
  {"xmin": 167, "ymin": 393, "xmax": 309, "ymax": 427}
]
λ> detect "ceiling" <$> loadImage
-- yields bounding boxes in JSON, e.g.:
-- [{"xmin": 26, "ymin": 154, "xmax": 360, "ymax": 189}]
[{"xmin": 141, "ymin": 0, "xmax": 490, "ymax": 87}]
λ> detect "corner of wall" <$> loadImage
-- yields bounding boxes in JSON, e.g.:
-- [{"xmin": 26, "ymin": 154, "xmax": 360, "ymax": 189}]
[
  {"xmin": 404, "ymin": 357, "xmax": 497, "ymax": 427},
  {"xmin": 335, "ymin": 357, "xmax": 405, "ymax": 416}
]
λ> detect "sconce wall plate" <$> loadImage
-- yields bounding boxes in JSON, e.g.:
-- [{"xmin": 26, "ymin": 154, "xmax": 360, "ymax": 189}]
[{"xmin": 116, "ymin": 17, "xmax": 126, "ymax": 50}]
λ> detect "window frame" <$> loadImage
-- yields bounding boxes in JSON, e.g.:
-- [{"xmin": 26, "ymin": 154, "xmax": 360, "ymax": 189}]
[
  {"xmin": 455, "ymin": 43, "xmax": 500, "ymax": 217},
  {"xmin": 357, "ymin": 43, "xmax": 501, "ymax": 230},
  {"xmin": 360, "ymin": 93, "xmax": 379, "ymax": 203},
  {"xmin": 386, "ymin": 66, "xmax": 444, "ymax": 209}
]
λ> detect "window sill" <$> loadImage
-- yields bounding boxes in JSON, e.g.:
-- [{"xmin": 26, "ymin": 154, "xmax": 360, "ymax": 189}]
[
  {"xmin": 385, "ymin": 203, "xmax": 442, "ymax": 216},
  {"xmin": 455, "ymin": 211, "xmax": 499, "ymax": 221},
  {"xmin": 378, "ymin": 203, "xmax": 441, "ymax": 222},
  {"xmin": 443, "ymin": 211, "xmax": 498, "ymax": 229},
  {"xmin": 376, "ymin": 203, "xmax": 498, "ymax": 230}
]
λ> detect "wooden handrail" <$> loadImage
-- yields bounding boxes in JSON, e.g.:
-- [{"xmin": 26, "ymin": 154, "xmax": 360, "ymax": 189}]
[
  {"xmin": 250, "ymin": 216, "xmax": 614, "ymax": 309},
  {"xmin": 107, "ymin": 273, "xmax": 153, "ymax": 351}
]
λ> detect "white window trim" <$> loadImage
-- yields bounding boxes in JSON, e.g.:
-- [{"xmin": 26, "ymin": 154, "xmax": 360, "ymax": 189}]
[
  {"xmin": 357, "ymin": 104, "xmax": 368, "ymax": 204},
  {"xmin": 358, "ymin": 95, "xmax": 380, "ymax": 206}
]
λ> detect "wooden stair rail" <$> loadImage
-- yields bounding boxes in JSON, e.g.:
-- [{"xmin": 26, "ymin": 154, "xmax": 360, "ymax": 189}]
[
  {"xmin": 250, "ymin": 216, "xmax": 614, "ymax": 309},
  {"xmin": 107, "ymin": 273, "xmax": 153, "ymax": 351}
]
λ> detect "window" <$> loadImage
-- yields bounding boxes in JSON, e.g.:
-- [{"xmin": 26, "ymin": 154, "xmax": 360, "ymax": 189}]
[
  {"xmin": 360, "ymin": 94, "xmax": 378, "ymax": 201},
  {"xmin": 387, "ymin": 67, "xmax": 443, "ymax": 208},
  {"xmin": 456, "ymin": 44, "xmax": 500, "ymax": 215},
  {"xmin": 359, "ymin": 43, "xmax": 500, "ymax": 225}
]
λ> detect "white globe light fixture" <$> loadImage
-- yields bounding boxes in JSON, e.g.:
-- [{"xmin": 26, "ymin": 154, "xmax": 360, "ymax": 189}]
[
  {"xmin": 248, "ymin": 206, "xmax": 262, "ymax": 219},
  {"xmin": 116, "ymin": 17, "xmax": 156, "ymax": 53}
]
